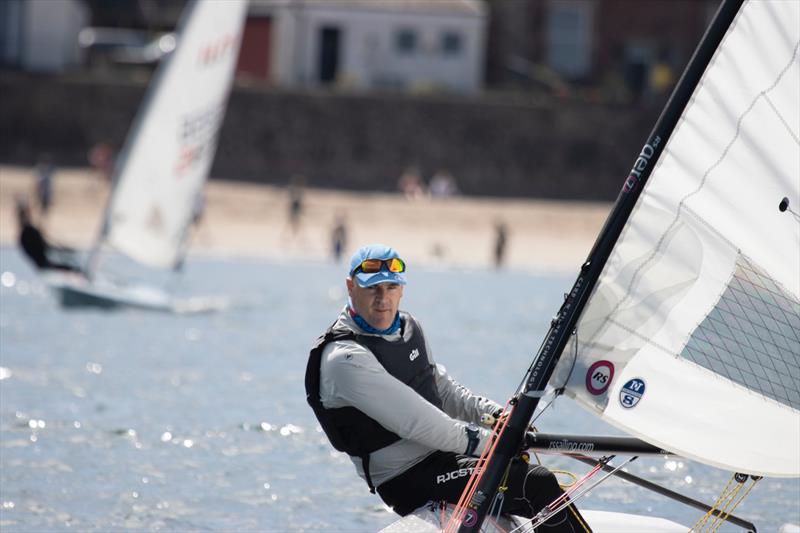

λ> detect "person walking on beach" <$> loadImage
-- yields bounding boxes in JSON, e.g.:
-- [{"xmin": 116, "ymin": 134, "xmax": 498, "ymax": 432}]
[{"xmin": 305, "ymin": 244, "xmax": 589, "ymax": 531}]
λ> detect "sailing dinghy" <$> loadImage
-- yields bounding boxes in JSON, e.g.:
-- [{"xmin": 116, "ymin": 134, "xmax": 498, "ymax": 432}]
[
  {"xmin": 384, "ymin": 0, "xmax": 799, "ymax": 530},
  {"xmin": 43, "ymin": 0, "xmax": 248, "ymax": 312}
]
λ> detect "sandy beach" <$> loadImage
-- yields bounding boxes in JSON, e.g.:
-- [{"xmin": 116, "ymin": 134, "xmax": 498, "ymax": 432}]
[{"xmin": 0, "ymin": 165, "xmax": 611, "ymax": 274}]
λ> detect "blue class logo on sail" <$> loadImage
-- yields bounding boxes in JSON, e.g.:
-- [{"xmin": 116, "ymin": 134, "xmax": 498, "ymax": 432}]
[{"xmin": 619, "ymin": 378, "xmax": 646, "ymax": 409}]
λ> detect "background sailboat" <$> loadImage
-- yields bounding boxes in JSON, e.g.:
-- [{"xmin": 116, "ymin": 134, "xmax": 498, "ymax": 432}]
[
  {"xmin": 43, "ymin": 0, "xmax": 249, "ymax": 312},
  {"xmin": 385, "ymin": 0, "xmax": 799, "ymax": 530}
]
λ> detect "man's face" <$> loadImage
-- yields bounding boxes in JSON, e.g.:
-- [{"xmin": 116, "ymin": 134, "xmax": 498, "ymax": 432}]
[{"xmin": 347, "ymin": 278, "xmax": 404, "ymax": 330}]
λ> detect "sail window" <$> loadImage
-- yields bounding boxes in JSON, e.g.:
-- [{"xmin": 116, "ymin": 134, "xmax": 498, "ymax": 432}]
[{"xmin": 681, "ymin": 254, "xmax": 800, "ymax": 411}]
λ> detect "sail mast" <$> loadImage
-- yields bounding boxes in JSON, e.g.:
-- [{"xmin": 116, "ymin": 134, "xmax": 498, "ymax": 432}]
[{"xmin": 459, "ymin": 0, "xmax": 746, "ymax": 530}]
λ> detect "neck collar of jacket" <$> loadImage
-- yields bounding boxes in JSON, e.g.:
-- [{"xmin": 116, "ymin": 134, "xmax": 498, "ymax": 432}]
[{"xmin": 348, "ymin": 306, "xmax": 401, "ymax": 335}]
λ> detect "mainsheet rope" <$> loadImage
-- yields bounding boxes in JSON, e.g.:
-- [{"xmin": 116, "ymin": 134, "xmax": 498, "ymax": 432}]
[
  {"xmin": 509, "ymin": 456, "xmax": 636, "ymax": 533},
  {"xmin": 691, "ymin": 473, "xmax": 760, "ymax": 532}
]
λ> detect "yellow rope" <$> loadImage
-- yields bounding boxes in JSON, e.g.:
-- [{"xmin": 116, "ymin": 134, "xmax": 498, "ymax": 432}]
[
  {"xmin": 691, "ymin": 474, "xmax": 759, "ymax": 532},
  {"xmin": 567, "ymin": 503, "xmax": 593, "ymax": 533},
  {"xmin": 692, "ymin": 474, "xmax": 736, "ymax": 531},
  {"xmin": 708, "ymin": 476, "xmax": 759, "ymax": 533},
  {"xmin": 551, "ymin": 469, "xmax": 579, "ymax": 489}
]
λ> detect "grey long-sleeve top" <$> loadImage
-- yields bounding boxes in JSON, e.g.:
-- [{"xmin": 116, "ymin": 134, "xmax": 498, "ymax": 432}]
[{"xmin": 318, "ymin": 307, "xmax": 502, "ymax": 487}]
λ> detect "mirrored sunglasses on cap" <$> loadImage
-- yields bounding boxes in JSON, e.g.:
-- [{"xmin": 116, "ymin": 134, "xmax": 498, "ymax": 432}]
[{"xmin": 352, "ymin": 258, "xmax": 406, "ymax": 275}]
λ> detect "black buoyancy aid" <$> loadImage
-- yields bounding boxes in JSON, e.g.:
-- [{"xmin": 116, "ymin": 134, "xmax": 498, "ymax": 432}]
[{"xmin": 305, "ymin": 311, "xmax": 443, "ymax": 491}]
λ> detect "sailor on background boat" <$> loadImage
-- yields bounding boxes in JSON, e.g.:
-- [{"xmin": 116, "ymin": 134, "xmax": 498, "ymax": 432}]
[
  {"xmin": 15, "ymin": 198, "xmax": 84, "ymax": 275},
  {"xmin": 306, "ymin": 244, "xmax": 589, "ymax": 531}
]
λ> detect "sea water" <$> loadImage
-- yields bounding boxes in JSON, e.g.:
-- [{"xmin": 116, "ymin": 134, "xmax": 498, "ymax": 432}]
[{"xmin": 0, "ymin": 248, "xmax": 798, "ymax": 532}]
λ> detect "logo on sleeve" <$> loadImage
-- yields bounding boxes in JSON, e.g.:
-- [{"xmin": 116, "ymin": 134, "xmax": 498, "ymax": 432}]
[{"xmin": 409, "ymin": 348, "xmax": 420, "ymax": 361}]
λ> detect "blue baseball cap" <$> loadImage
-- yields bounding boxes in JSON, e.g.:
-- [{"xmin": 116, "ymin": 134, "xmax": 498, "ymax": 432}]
[{"xmin": 349, "ymin": 244, "xmax": 407, "ymax": 288}]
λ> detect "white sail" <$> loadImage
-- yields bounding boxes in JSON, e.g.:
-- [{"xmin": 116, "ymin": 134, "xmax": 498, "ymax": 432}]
[
  {"xmin": 552, "ymin": 0, "xmax": 800, "ymax": 478},
  {"xmin": 103, "ymin": 0, "xmax": 247, "ymax": 268}
]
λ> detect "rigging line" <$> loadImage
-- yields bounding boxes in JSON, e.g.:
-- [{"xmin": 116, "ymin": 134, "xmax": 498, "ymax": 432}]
[
  {"xmin": 693, "ymin": 474, "xmax": 740, "ymax": 532},
  {"xmin": 710, "ymin": 477, "xmax": 759, "ymax": 533},
  {"xmin": 509, "ymin": 456, "xmax": 636, "ymax": 533},
  {"xmin": 444, "ymin": 400, "xmax": 517, "ymax": 533},
  {"xmin": 510, "ymin": 456, "xmax": 611, "ymax": 533},
  {"xmin": 568, "ymin": 455, "xmax": 757, "ymax": 532},
  {"xmin": 487, "ymin": 467, "xmax": 511, "ymax": 524},
  {"xmin": 693, "ymin": 473, "xmax": 761, "ymax": 533}
]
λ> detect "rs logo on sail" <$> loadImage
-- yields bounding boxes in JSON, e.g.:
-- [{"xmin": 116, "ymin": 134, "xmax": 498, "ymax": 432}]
[{"xmin": 585, "ymin": 360, "xmax": 615, "ymax": 395}]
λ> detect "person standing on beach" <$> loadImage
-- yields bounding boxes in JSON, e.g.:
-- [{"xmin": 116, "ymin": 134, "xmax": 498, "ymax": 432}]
[
  {"xmin": 287, "ymin": 174, "xmax": 305, "ymax": 237},
  {"xmin": 305, "ymin": 244, "xmax": 589, "ymax": 530},
  {"xmin": 35, "ymin": 156, "xmax": 54, "ymax": 215},
  {"xmin": 330, "ymin": 214, "xmax": 347, "ymax": 262},
  {"xmin": 493, "ymin": 220, "xmax": 508, "ymax": 268}
]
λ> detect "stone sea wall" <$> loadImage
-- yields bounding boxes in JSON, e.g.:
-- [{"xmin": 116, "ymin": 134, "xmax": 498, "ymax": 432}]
[{"xmin": 1, "ymin": 73, "xmax": 663, "ymax": 201}]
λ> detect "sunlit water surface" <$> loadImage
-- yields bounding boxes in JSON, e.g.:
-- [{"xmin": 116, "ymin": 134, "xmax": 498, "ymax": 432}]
[{"xmin": 1, "ymin": 248, "xmax": 798, "ymax": 532}]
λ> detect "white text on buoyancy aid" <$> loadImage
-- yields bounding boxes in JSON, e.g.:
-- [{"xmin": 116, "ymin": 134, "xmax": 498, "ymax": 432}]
[{"xmin": 435, "ymin": 466, "xmax": 481, "ymax": 484}]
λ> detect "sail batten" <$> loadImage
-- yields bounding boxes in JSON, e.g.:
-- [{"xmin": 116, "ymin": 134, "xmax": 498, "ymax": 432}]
[{"xmin": 552, "ymin": 0, "xmax": 800, "ymax": 477}]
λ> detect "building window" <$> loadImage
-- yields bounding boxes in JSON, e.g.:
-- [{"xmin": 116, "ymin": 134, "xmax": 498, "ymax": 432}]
[
  {"xmin": 441, "ymin": 31, "xmax": 462, "ymax": 55},
  {"xmin": 395, "ymin": 29, "xmax": 416, "ymax": 54},
  {"xmin": 546, "ymin": 0, "xmax": 593, "ymax": 79}
]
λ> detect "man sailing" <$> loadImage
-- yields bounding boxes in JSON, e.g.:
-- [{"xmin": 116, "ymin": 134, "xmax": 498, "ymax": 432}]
[{"xmin": 306, "ymin": 244, "xmax": 589, "ymax": 531}]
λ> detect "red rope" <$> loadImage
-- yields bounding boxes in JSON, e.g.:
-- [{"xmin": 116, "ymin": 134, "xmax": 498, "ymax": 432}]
[{"xmin": 444, "ymin": 400, "xmax": 515, "ymax": 533}]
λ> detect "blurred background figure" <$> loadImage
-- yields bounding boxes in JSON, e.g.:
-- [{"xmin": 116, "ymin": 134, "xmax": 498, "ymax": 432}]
[
  {"xmin": 429, "ymin": 168, "xmax": 458, "ymax": 198},
  {"xmin": 88, "ymin": 141, "xmax": 115, "ymax": 184},
  {"xmin": 331, "ymin": 213, "xmax": 348, "ymax": 263},
  {"xmin": 397, "ymin": 166, "xmax": 426, "ymax": 200},
  {"xmin": 493, "ymin": 220, "xmax": 508, "ymax": 269},
  {"xmin": 190, "ymin": 190, "xmax": 211, "ymax": 246},
  {"xmin": 35, "ymin": 154, "xmax": 54, "ymax": 216},
  {"xmin": 191, "ymin": 190, "xmax": 205, "ymax": 230},
  {"xmin": 282, "ymin": 174, "xmax": 306, "ymax": 243},
  {"xmin": 15, "ymin": 197, "xmax": 83, "ymax": 275},
  {"xmin": 648, "ymin": 48, "xmax": 676, "ymax": 100}
]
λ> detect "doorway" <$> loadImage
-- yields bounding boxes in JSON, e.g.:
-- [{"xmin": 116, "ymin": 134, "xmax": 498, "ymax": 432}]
[{"xmin": 318, "ymin": 26, "xmax": 340, "ymax": 84}]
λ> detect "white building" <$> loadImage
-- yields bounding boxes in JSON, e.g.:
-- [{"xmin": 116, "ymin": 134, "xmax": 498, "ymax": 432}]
[
  {"xmin": 0, "ymin": 0, "xmax": 88, "ymax": 73},
  {"xmin": 249, "ymin": 0, "xmax": 487, "ymax": 93}
]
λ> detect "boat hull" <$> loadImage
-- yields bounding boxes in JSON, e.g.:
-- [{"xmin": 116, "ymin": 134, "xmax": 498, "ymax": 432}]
[
  {"xmin": 41, "ymin": 270, "xmax": 228, "ymax": 313},
  {"xmin": 379, "ymin": 504, "xmax": 687, "ymax": 533}
]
